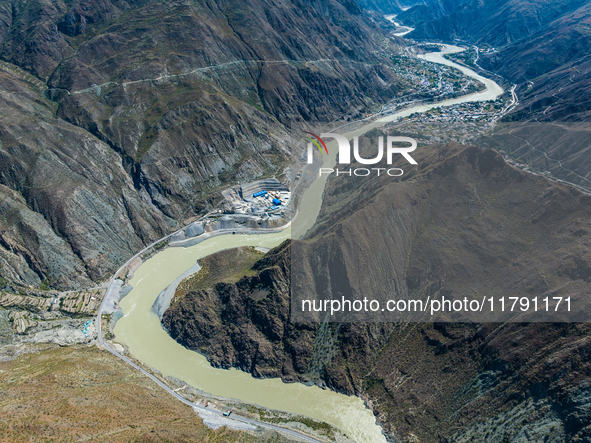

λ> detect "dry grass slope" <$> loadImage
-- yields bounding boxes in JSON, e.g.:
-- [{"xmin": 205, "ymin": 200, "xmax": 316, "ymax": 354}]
[{"xmin": 0, "ymin": 345, "xmax": 291, "ymax": 443}]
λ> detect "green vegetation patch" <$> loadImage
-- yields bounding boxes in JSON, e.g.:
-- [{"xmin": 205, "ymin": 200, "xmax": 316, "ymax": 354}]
[
  {"xmin": 177, "ymin": 247, "xmax": 265, "ymax": 293},
  {"xmin": 243, "ymin": 404, "xmax": 337, "ymax": 441}
]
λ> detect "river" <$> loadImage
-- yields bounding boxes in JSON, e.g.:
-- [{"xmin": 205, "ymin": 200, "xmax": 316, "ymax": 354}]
[
  {"xmin": 113, "ymin": 45, "xmax": 503, "ymax": 443},
  {"xmin": 384, "ymin": 13, "xmax": 415, "ymax": 36}
]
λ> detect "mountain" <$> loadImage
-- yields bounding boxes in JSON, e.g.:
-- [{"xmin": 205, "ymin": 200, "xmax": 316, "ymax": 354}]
[
  {"xmin": 394, "ymin": 0, "xmax": 591, "ymax": 194},
  {"xmin": 397, "ymin": 0, "xmax": 465, "ymax": 27},
  {"xmin": 162, "ymin": 135, "xmax": 591, "ymax": 441},
  {"xmin": 472, "ymin": 3, "xmax": 591, "ymax": 192},
  {"xmin": 0, "ymin": 0, "xmax": 404, "ymax": 289},
  {"xmin": 162, "ymin": 242, "xmax": 311, "ymax": 380},
  {"xmin": 397, "ymin": 0, "xmax": 591, "ymax": 121},
  {"xmin": 356, "ymin": 0, "xmax": 403, "ymax": 13},
  {"xmin": 403, "ymin": 0, "xmax": 589, "ymax": 47},
  {"xmin": 481, "ymin": 2, "xmax": 591, "ymax": 120}
]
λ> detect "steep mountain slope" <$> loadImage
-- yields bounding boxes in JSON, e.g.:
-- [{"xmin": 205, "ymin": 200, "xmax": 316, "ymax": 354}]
[
  {"xmin": 356, "ymin": 0, "xmax": 403, "ymax": 13},
  {"xmin": 162, "ymin": 242, "xmax": 311, "ymax": 380},
  {"xmin": 481, "ymin": 2, "xmax": 591, "ymax": 120},
  {"xmin": 470, "ymin": 3, "xmax": 591, "ymax": 192},
  {"xmin": 399, "ymin": 0, "xmax": 591, "ymax": 122},
  {"xmin": 403, "ymin": 0, "xmax": 589, "ymax": 47},
  {"xmin": 397, "ymin": 0, "xmax": 465, "ymax": 27},
  {"xmin": 395, "ymin": 0, "xmax": 591, "ymax": 194},
  {"xmin": 0, "ymin": 0, "xmax": 404, "ymax": 289},
  {"xmin": 163, "ymin": 138, "xmax": 591, "ymax": 442},
  {"xmin": 0, "ymin": 62, "xmax": 172, "ymax": 288}
]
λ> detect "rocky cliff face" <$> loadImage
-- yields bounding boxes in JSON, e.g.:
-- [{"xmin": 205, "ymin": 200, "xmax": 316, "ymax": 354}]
[
  {"xmin": 0, "ymin": 64, "xmax": 172, "ymax": 288},
  {"xmin": 0, "ymin": 0, "xmax": 404, "ymax": 289},
  {"xmin": 163, "ymin": 140, "xmax": 591, "ymax": 441},
  {"xmin": 162, "ymin": 243, "xmax": 320, "ymax": 381}
]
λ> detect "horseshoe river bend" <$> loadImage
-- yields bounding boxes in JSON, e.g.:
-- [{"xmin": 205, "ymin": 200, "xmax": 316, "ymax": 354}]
[{"xmin": 110, "ymin": 44, "xmax": 503, "ymax": 443}]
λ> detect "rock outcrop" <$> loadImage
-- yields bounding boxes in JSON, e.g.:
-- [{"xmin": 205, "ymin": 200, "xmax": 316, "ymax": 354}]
[{"xmin": 162, "ymin": 243, "xmax": 319, "ymax": 381}]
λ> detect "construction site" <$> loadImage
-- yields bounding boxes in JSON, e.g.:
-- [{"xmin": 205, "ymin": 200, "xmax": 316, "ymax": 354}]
[
  {"xmin": 223, "ymin": 179, "xmax": 291, "ymax": 215},
  {"xmin": 168, "ymin": 179, "xmax": 292, "ymax": 245}
]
